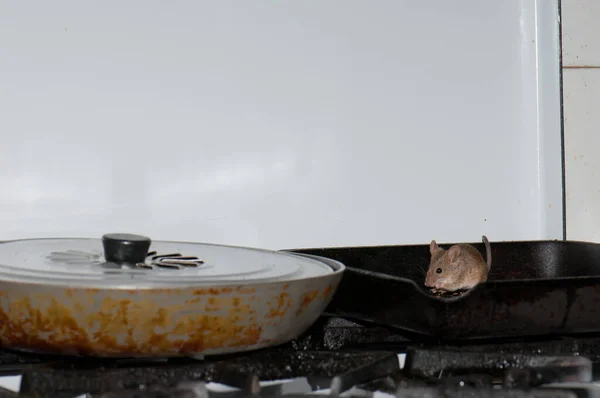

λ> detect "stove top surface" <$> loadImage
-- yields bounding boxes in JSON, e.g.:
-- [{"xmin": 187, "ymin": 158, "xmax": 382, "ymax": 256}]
[{"xmin": 1, "ymin": 317, "xmax": 600, "ymax": 397}]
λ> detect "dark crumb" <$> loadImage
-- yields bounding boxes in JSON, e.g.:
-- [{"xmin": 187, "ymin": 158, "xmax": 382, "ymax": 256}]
[{"xmin": 429, "ymin": 289, "xmax": 468, "ymax": 298}]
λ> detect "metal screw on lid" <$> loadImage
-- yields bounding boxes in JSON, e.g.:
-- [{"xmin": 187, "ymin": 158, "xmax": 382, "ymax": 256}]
[{"xmin": 102, "ymin": 233, "xmax": 151, "ymax": 265}]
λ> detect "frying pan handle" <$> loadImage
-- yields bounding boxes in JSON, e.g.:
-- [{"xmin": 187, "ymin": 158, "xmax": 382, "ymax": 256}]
[{"xmin": 102, "ymin": 233, "xmax": 151, "ymax": 264}]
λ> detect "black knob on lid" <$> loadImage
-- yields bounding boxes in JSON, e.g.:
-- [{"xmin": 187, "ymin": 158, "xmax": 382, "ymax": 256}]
[{"xmin": 102, "ymin": 233, "xmax": 151, "ymax": 265}]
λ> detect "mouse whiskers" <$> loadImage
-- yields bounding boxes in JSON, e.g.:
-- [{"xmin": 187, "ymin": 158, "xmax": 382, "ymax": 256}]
[{"xmin": 410, "ymin": 263, "xmax": 428, "ymax": 278}]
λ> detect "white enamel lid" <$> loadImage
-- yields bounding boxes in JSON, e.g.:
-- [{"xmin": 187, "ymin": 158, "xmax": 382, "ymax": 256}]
[{"xmin": 0, "ymin": 234, "xmax": 340, "ymax": 288}]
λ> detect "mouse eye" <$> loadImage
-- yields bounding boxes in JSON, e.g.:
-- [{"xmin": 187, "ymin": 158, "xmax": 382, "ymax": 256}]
[{"xmin": 436, "ymin": 268, "xmax": 442, "ymax": 274}]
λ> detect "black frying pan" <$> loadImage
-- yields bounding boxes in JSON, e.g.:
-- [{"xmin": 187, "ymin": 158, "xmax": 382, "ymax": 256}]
[{"xmin": 288, "ymin": 240, "xmax": 600, "ymax": 340}]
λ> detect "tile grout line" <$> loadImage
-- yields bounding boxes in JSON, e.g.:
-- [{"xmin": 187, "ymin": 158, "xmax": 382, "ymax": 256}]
[{"xmin": 563, "ymin": 65, "xmax": 600, "ymax": 69}]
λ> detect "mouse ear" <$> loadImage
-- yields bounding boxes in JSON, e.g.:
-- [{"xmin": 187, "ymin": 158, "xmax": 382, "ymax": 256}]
[
  {"xmin": 447, "ymin": 245, "xmax": 461, "ymax": 262},
  {"xmin": 430, "ymin": 240, "xmax": 439, "ymax": 255}
]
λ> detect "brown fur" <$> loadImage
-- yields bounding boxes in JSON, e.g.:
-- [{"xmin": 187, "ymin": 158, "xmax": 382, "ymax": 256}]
[{"xmin": 424, "ymin": 235, "xmax": 492, "ymax": 292}]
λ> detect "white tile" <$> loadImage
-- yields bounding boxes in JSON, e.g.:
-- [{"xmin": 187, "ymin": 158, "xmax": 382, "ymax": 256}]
[
  {"xmin": 564, "ymin": 69, "xmax": 600, "ymax": 240},
  {"xmin": 562, "ymin": 0, "xmax": 600, "ymax": 66}
]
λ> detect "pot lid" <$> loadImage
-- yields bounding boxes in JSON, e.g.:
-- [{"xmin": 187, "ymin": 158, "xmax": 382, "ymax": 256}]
[{"xmin": 0, "ymin": 233, "xmax": 338, "ymax": 288}]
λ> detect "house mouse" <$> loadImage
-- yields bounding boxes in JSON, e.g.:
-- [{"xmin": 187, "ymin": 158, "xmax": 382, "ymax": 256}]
[{"xmin": 424, "ymin": 235, "xmax": 492, "ymax": 293}]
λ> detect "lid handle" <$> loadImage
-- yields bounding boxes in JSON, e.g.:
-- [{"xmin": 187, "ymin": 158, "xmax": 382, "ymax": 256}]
[{"xmin": 102, "ymin": 233, "xmax": 151, "ymax": 265}]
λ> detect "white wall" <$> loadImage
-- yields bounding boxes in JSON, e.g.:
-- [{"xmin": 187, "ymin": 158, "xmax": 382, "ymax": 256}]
[
  {"xmin": 562, "ymin": 0, "xmax": 600, "ymax": 241},
  {"xmin": 0, "ymin": 1, "xmax": 563, "ymax": 249}
]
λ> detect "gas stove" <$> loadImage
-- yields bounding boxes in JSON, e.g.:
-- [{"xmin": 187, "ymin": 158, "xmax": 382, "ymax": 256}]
[{"xmin": 0, "ymin": 316, "xmax": 598, "ymax": 398}]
